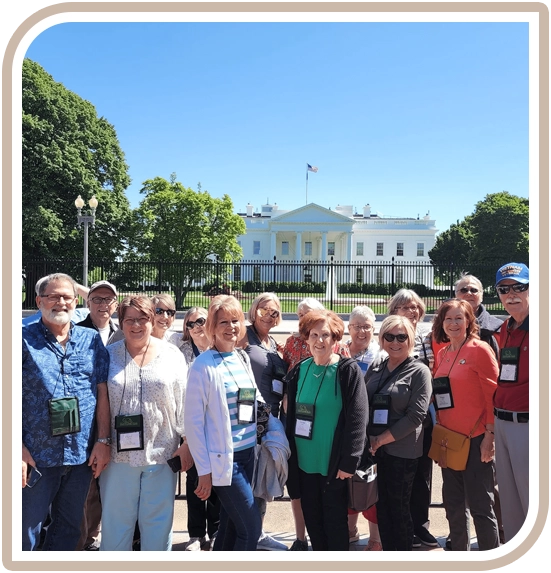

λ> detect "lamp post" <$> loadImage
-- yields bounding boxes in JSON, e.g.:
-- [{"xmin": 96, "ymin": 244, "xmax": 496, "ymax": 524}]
[{"xmin": 75, "ymin": 194, "xmax": 98, "ymax": 289}]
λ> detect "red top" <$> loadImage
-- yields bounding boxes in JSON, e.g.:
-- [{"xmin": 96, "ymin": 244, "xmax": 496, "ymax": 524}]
[
  {"xmin": 494, "ymin": 317, "xmax": 529, "ymax": 412},
  {"xmin": 434, "ymin": 338, "xmax": 498, "ymax": 437}
]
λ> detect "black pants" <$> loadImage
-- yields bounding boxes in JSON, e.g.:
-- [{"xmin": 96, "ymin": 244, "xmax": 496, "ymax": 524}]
[
  {"xmin": 376, "ymin": 452, "xmax": 418, "ymax": 551},
  {"xmin": 299, "ymin": 470, "xmax": 348, "ymax": 551},
  {"xmin": 186, "ymin": 464, "xmax": 220, "ymax": 539},
  {"xmin": 410, "ymin": 422, "xmax": 433, "ymax": 534}
]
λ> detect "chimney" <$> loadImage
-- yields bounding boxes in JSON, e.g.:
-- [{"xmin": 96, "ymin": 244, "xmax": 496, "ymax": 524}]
[
  {"xmin": 363, "ymin": 204, "xmax": 371, "ymax": 218},
  {"xmin": 246, "ymin": 203, "xmax": 254, "ymax": 217}
]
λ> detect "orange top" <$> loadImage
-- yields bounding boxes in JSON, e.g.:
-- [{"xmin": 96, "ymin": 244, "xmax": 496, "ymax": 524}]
[{"xmin": 434, "ymin": 338, "xmax": 498, "ymax": 437}]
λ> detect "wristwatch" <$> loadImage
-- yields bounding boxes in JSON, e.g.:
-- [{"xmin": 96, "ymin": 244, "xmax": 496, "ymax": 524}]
[{"xmin": 97, "ymin": 437, "xmax": 112, "ymax": 446}]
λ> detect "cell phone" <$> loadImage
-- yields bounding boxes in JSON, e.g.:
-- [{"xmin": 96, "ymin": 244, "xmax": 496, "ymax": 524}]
[
  {"xmin": 167, "ymin": 455, "xmax": 182, "ymax": 473},
  {"xmin": 26, "ymin": 466, "xmax": 42, "ymax": 488}
]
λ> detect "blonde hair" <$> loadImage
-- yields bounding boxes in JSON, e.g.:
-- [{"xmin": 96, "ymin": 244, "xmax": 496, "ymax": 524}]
[
  {"xmin": 247, "ymin": 292, "xmax": 282, "ymax": 326},
  {"xmin": 151, "ymin": 293, "xmax": 176, "ymax": 311},
  {"xmin": 378, "ymin": 315, "xmax": 416, "ymax": 354},
  {"xmin": 205, "ymin": 295, "xmax": 246, "ymax": 344}
]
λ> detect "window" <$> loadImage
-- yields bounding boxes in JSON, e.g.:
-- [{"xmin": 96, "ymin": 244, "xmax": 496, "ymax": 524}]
[
  {"xmin": 376, "ymin": 242, "xmax": 383, "ymax": 256},
  {"xmin": 233, "ymin": 265, "xmax": 241, "ymax": 282},
  {"xmin": 356, "ymin": 242, "xmax": 364, "ymax": 256},
  {"xmin": 417, "ymin": 242, "xmax": 424, "ymax": 257},
  {"xmin": 328, "ymin": 242, "xmax": 335, "ymax": 256},
  {"xmin": 356, "ymin": 267, "xmax": 364, "ymax": 283},
  {"xmin": 376, "ymin": 267, "xmax": 384, "ymax": 285},
  {"xmin": 396, "ymin": 242, "xmax": 404, "ymax": 256},
  {"xmin": 253, "ymin": 241, "xmax": 260, "ymax": 255},
  {"xmin": 304, "ymin": 242, "xmax": 312, "ymax": 256},
  {"xmin": 282, "ymin": 241, "xmax": 289, "ymax": 255}
]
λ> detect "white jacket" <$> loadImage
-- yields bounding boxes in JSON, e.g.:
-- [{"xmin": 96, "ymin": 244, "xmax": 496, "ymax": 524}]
[{"xmin": 184, "ymin": 348, "xmax": 263, "ymax": 486}]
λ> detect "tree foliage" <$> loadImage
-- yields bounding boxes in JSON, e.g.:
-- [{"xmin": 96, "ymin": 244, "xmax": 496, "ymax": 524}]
[
  {"xmin": 22, "ymin": 58, "xmax": 132, "ymax": 278},
  {"xmin": 429, "ymin": 191, "xmax": 529, "ymax": 287},
  {"xmin": 129, "ymin": 174, "xmax": 246, "ymax": 307}
]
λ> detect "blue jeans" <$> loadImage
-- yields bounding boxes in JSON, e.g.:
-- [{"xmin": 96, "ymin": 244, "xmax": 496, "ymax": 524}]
[
  {"xmin": 22, "ymin": 462, "xmax": 92, "ymax": 551},
  {"xmin": 212, "ymin": 447, "xmax": 261, "ymax": 551}
]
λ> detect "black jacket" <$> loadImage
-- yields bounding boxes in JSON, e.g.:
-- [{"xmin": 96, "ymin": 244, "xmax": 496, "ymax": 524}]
[
  {"xmin": 476, "ymin": 304, "xmax": 504, "ymax": 358},
  {"xmin": 76, "ymin": 314, "xmax": 124, "ymax": 346},
  {"xmin": 284, "ymin": 356, "xmax": 369, "ymax": 499}
]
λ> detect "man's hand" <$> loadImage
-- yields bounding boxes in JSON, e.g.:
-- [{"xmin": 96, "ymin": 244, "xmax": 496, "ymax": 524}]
[
  {"xmin": 173, "ymin": 441, "xmax": 194, "ymax": 472},
  {"xmin": 88, "ymin": 442, "xmax": 110, "ymax": 478},
  {"xmin": 22, "ymin": 444, "xmax": 35, "ymax": 488}
]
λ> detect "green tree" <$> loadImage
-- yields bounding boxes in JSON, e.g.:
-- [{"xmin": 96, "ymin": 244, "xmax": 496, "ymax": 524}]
[
  {"xmin": 130, "ymin": 174, "xmax": 246, "ymax": 308},
  {"xmin": 22, "ymin": 59, "xmax": 132, "ymax": 287},
  {"xmin": 429, "ymin": 191, "xmax": 529, "ymax": 287}
]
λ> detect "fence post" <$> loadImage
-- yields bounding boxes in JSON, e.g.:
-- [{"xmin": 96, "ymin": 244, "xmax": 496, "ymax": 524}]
[
  {"xmin": 273, "ymin": 255, "xmax": 276, "ymax": 284},
  {"xmin": 215, "ymin": 257, "xmax": 220, "ymax": 292},
  {"xmin": 330, "ymin": 256, "xmax": 334, "ymax": 311},
  {"xmin": 391, "ymin": 256, "xmax": 396, "ymax": 294}
]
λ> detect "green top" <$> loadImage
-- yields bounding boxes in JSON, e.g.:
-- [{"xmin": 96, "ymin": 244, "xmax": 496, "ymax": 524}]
[{"xmin": 295, "ymin": 359, "xmax": 342, "ymax": 476}]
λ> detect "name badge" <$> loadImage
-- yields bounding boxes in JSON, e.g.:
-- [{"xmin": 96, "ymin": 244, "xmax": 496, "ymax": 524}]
[
  {"xmin": 357, "ymin": 361, "xmax": 369, "ymax": 374},
  {"xmin": 115, "ymin": 414, "xmax": 144, "ymax": 452},
  {"xmin": 371, "ymin": 393, "xmax": 390, "ymax": 427},
  {"xmin": 432, "ymin": 376, "xmax": 454, "ymax": 410},
  {"xmin": 271, "ymin": 379, "xmax": 284, "ymax": 397},
  {"xmin": 295, "ymin": 402, "xmax": 315, "ymax": 439},
  {"xmin": 499, "ymin": 347, "xmax": 519, "ymax": 383},
  {"xmin": 49, "ymin": 396, "xmax": 81, "ymax": 436},
  {"xmin": 237, "ymin": 387, "xmax": 256, "ymax": 424}
]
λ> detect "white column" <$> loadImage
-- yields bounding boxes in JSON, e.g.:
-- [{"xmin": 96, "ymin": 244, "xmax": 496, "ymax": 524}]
[
  {"xmin": 321, "ymin": 232, "xmax": 327, "ymax": 262},
  {"xmin": 295, "ymin": 232, "xmax": 302, "ymax": 261},
  {"xmin": 347, "ymin": 231, "xmax": 353, "ymax": 282},
  {"xmin": 270, "ymin": 231, "xmax": 276, "ymax": 258}
]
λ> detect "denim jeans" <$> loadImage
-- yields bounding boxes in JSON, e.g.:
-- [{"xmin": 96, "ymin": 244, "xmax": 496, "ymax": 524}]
[
  {"xmin": 212, "ymin": 446, "xmax": 261, "ymax": 551},
  {"xmin": 22, "ymin": 462, "xmax": 92, "ymax": 551}
]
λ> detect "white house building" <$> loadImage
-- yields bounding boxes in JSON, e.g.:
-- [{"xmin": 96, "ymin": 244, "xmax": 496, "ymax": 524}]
[{"xmin": 234, "ymin": 202, "xmax": 438, "ymax": 286}]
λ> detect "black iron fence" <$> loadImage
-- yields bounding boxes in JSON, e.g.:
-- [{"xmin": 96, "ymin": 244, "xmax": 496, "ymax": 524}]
[{"xmin": 22, "ymin": 257, "xmax": 506, "ymax": 314}]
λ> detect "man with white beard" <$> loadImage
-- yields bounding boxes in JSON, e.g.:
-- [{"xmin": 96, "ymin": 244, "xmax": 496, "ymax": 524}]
[{"xmin": 22, "ymin": 273, "xmax": 111, "ymax": 551}]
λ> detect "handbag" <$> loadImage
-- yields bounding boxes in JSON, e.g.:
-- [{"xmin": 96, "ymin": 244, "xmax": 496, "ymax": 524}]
[
  {"xmin": 347, "ymin": 461, "xmax": 378, "ymax": 512},
  {"xmin": 428, "ymin": 415, "xmax": 483, "ymax": 471}
]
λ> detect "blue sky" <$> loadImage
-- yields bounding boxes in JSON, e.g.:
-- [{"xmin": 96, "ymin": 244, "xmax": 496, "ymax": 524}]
[{"xmin": 24, "ymin": 20, "xmax": 529, "ymax": 235}]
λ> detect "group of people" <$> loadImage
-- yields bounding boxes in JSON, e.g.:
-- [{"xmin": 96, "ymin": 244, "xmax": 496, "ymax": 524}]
[{"xmin": 21, "ymin": 260, "xmax": 530, "ymax": 552}]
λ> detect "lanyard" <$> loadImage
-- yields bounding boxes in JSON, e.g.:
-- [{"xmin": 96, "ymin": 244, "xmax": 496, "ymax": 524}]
[
  {"xmin": 119, "ymin": 339, "xmax": 150, "ymax": 416},
  {"xmin": 375, "ymin": 357, "xmax": 411, "ymax": 394},
  {"xmin": 436, "ymin": 338, "xmax": 467, "ymax": 377},
  {"xmin": 296, "ymin": 358, "xmax": 332, "ymax": 408},
  {"xmin": 214, "ymin": 348, "xmax": 255, "ymax": 390}
]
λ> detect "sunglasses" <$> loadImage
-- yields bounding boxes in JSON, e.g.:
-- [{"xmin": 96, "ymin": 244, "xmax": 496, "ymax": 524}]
[
  {"xmin": 382, "ymin": 333, "xmax": 409, "ymax": 343},
  {"xmin": 459, "ymin": 287, "xmax": 479, "ymax": 294},
  {"xmin": 187, "ymin": 317, "xmax": 206, "ymax": 329},
  {"xmin": 155, "ymin": 307, "xmax": 176, "ymax": 317},
  {"xmin": 257, "ymin": 308, "xmax": 280, "ymax": 319},
  {"xmin": 496, "ymin": 283, "xmax": 529, "ymax": 295}
]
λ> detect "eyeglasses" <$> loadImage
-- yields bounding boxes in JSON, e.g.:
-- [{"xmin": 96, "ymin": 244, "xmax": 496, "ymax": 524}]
[
  {"xmin": 123, "ymin": 317, "xmax": 150, "ymax": 326},
  {"xmin": 382, "ymin": 333, "xmax": 409, "ymax": 343},
  {"xmin": 187, "ymin": 317, "xmax": 206, "ymax": 329},
  {"xmin": 496, "ymin": 283, "xmax": 529, "ymax": 295},
  {"xmin": 350, "ymin": 324, "xmax": 373, "ymax": 332},
  {"xmin": 459, "ymin": 287, "xmax": 479, "ymax": 294},
  {"xmin": 257, "ymin": 308, "xmax": 280, "ymax": 319},
  {"xmin": 155, "ymin": 308, "xmax": 176, "ymax": 317},
  {"xmin": 90, "ymin": 296, "xmax": 117, "ymax": 305},
  {"xmin": 396, "ymin": 305, "xmax": 418, "ymax": 313},
  {"xmin": 40, "ymin": 294, "xmax": 76, "ymax": 304}
]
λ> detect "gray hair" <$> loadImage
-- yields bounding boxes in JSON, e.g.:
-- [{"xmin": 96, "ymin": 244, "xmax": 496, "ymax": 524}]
[
  {"xmin": 36, "ymin": 273, "xmax": 77, "ymax": 297},
  {"xmin": 349, "ymin": 305, "xmax": 376, "ymax": 325},
  {"xmin": 387, "ymin": 289, "xmax": 426, "ymax": 322},
  {"xmin": 297, "ymin": 297, "xmax": 324, "ymax": 315},
  {"xmin": 454, "ymin": 273, "xmax": 483, "ymax": 294}
]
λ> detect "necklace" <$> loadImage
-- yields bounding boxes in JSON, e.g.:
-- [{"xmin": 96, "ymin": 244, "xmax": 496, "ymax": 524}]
[{"xmin": 312, "ymin": 357, "xmax": 333, "ymax": 377}]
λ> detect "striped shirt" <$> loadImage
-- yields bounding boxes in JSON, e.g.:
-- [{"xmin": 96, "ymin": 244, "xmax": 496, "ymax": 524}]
[{"xmin": 213, "ymin": 351, "xmax": 257, "ymax": 452}]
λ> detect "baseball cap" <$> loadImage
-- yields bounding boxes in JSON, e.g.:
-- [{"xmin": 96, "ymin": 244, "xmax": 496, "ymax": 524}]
[
  {"xmin": 495, "ymin": 263, "xmax": 529, "ymax": 286},
  {"xmin": 88, "ymin": 280, "xmax": 118, "ymax": 297}
]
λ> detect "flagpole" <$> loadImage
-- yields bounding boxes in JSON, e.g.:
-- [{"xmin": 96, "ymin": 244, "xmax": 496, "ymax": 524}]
[{"xmin": 305, "ymin": 163, "xmax": 308, "ymax": 205}]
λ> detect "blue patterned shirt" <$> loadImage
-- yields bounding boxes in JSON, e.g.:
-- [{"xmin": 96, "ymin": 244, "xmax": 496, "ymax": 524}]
[{"xmin": 22, "ymin": 320, "xmax": 110, "ymax": 467}]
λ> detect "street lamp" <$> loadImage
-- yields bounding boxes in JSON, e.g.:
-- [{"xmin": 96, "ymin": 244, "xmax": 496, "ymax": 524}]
[{"xmin": 75, "ymin": 194, "xmax": 98, "ymax": 289}]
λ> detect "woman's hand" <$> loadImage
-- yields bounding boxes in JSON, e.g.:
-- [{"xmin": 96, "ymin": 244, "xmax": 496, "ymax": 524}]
[
  {"xmin": 480, "ymin": 433, "xmax": 495, "ymax": 463},
  {"xmin": 173, "ymin": 441, "xmax": 194, "ymax": 472},
  {"xmin": 336, "ymin": 470, "xmax": 353, "ymax": 480},
  {"xmin": 195, "ymin": 473, "xmax": 213, "ymax": 501}
]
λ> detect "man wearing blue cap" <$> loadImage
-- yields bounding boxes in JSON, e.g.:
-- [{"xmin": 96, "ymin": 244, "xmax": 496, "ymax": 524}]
[{"xmin": 493, "ymin": 262, "xmax": 529, "ymax": 543}]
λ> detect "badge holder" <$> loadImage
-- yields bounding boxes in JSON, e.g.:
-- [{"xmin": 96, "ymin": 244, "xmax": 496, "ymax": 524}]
[
  {"xmin": 115, "ymin": 414, "xmax": 144, "ymax": 452},
  {"xmin": 295, "ymin": 402, "xmax": 315, "ymax": 439},
  {"xmin": 49, "ymin": 396, "xmax": 81, "ymax": 436},
  {"xmin": 499, "ymin": 347, "xmax": 519, "ymax": 383},
  {"xmin": 237, "ymin": 388, "xmax": 256, "ymax": 425},
  {"xmin": 271, "ymin": 378, "xmax": 284, "ymax": 397},
  {"xmin": 432, "ymin": 376, "xmax": 455, "ymax": 410},
  {"xmin": 371, "ymin": 393, "xmax": 391, "ymax": 427}
]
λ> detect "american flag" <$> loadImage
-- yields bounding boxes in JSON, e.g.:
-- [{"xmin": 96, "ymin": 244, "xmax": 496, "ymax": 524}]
[{"xmin": 307, "ymin": 164, "xmax": 318, "ymax": 173}]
